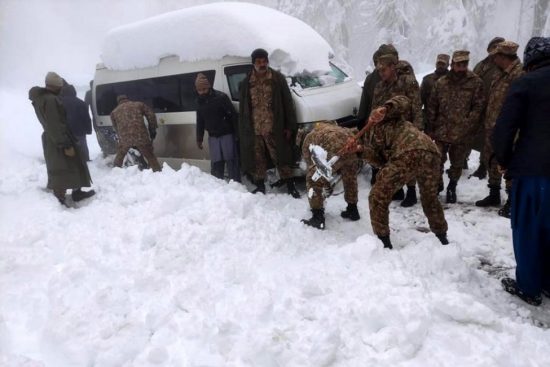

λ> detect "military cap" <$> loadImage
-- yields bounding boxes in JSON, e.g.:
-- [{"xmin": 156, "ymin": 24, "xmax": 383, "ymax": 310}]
[
  {"xmin": 487, "ymin": 36, "xmax": 505, "ymax": 52},
  {"xmin": 436, "ymin": 54, "xmax": 450, "ymax": 65},
  {"xmin": 377, "ymin": 44, "xmax": 399, "ymax": 57},
  {"xmin": 490, "ymin": 41, "xmax": 519, "ymax": 56},
  {"xmin": 45, "ymin": 72, "xmax": 63, "ymax": 88},
  {"xmin": 452, "ymin": 50, "xmax": 470, "ymax": 63},
  {"xmin": 376, "ymin": 54, "xmax": 398, "ymax": 68},
  {"xmin": 117, "ymin": 94, "xmax": 129, "ymax": 103},
  {"xmin": 383, "ymin": 95, "xmax": 411, "ymax": 120}
]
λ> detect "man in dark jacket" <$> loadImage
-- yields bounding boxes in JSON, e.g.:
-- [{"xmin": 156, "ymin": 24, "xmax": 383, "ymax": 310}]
[
  {"xmin": 238, "ymin": 48, "xmax": 299, "ymax": 198},
  {"xmin": 195, "ymin": 73, "xmax": 240, "ymax": 182},
  {"xmin": 420, "ymin": 54, "xmax": 450, "ymax": 132},
  {"xmin": 61, "ymin": 84, "xmax": 92, "ymax": 161},
  {"xmin": 494, "ymin": 37, "xmax": 550, "ymax": 307},
  {"xmin": 29, "ymin": 72, "xmax": 95, "ymax": 206}
]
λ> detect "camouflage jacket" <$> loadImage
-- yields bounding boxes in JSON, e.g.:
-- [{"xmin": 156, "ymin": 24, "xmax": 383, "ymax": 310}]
[
  {"xmin": 420, "ymin": 70, "xmax": 448, "ymax": 107},
  {"xmin": 474, "ymin": 56, "xmax": 503, "ymax": 102},
  {"xmin": 362, "ymin": 97, "xmax": 439, "ymax": 168},
  {"xmin": 249, "ymin": 69, "xmax": 274, "ymax": 136},
  {"xmin": 484, "ymin": 59, "xmax": 524, "ymax": 130},
  {"xmin": 302, "ymin": 123, "xmax": 356, "ymax": 172},
  {"xmin": 372, "ymin": 73, "xmax": 423, "ymax": 130},
  {"xmin": 427, "ymin": 70, "xmax": 485, "ymax": 144},
  {"xmin": 110, "ymin": 100, "xmax": 157, "ymax": 146}
]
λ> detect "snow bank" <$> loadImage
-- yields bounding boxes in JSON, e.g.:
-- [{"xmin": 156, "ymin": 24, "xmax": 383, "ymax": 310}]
[{"xmin": 101, "ymin": 2, "xmax": 334, "ymax": 76}]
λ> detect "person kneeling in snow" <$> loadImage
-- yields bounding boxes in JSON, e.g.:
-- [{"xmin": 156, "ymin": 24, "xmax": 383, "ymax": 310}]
[
  {"xmin": 300, "ymin": 121, "xmax": 361, "ymax": 230},
  {"xmin": 360, "ymin": 95, "xmax": 449, "ymax": 249},
  {"xmin": 195, "ymin": 73, "xmax": 241, "ymax": 182}
]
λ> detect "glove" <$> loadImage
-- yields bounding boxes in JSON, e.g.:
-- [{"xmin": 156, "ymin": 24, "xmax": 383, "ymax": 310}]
[
  {"xmin": 149, "ymin": 128, "xmax": 157, "ymax": 140},
  {"xmin": 197, "ymin": 141, "xmax": 203, "ymax": 150},
  {"xmin": 63, "ymin": 146, "xmax": 76, "ymax": 157}
]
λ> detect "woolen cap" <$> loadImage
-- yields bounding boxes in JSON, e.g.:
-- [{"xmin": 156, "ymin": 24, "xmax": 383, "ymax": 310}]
[
  {"xmin": 45, "ymin": 72, "xmax": 64, "ymax": 88},
  {"xmin": 487, "ymin": 37, "xmax": 505, "ymax": 52},
  {"xmin": 377, "ymin": 44, "xmax": 399, "ymax": 57},
  {"xmin": 251, "ymin": 48, "xmax": 269, "ymax": 64},
  {"xmin": 436, "ymin": 54, "xmax": 450, "ymax": 65},
  {"xmin": 490, "ymin": 41, "xmax": 519, "ymax": 56},
  {"xmin": 195, "ymin": 73, "xmax": 211, "ymax": 89},
  {"xmin": 117, "ymin": 95, "xmax": 129, "ymax": 103},
  {"xmin": 376, "ymin": 54, "xmax": 398, "ymax": 68},
  {"xmin": 452, "ymin": 50, "xmax": 470, "ymax": 63}
]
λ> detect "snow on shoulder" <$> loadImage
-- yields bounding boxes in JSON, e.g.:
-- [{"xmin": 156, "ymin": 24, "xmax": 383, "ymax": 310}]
[{"xmin": 101, "ymin": 2, "xmax": 334, "ymax": 76}]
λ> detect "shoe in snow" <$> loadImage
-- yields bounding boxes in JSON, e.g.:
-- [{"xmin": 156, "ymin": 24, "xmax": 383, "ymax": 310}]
[
  {"xmin": 475, "ymin": 186, "xmax": 501, "ymax": 207},
  {"xmin": 341, "ymin": 203, "xmax": 360, "ymax": 221},
  {"xmin": 498, "ymin": 199, "xmax": 511, "ymax": 218},
  {"xmin": 302, "ymin": 209, "xmax": 325, "ymax": 230},
  {"xmin": 392, "ymin": 188, "xmax": 405, "ymax": 201},
  {"xmin": 378, "ymin": 235, "xmax": 393, "ymax": 249},
  {"xmin": 401, "ymin": 186, "xmax": 417, "ymax": 207},
  {"xmin": 436, "ymin": 233, "xmax": 449, "ymax": 245},
  {"xmin": 252, "ymin": 180, "xmax": 266, "ymax": 194},
  {"xmin": 71, "ymin": 189, "xmax": 95, "ymax": 202},
  {"xmin": 501, "ymin": 277, "xmax": 542, "ymax": 306},
  {"xmin": 286, "ymin": 178, "xmax": 300, "ymax": 199}
]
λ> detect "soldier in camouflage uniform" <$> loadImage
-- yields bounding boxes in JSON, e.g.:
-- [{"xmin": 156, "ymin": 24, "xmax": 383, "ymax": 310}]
[
  {"xmin": 469, "ymin": 36, "xmax": 506, "ymax": 179},
  {"xmin": 371, "ymin": 53, "xmax": 423, "ymax": 207},
  {"xmin": 427, "ymin": 50, "xmax": 484, "ymax": 203},
  {"xmin": 361, "ymin": 96, "xmax": 449, "ymax": 249},
  {"xmin": 420, "ymin": 54, "xmax": 450, "ymax": 132},
  {"xmin": 110, "ymin": 95, "xmax": 161, "ymax": 172},
  {"xmin": 300, "ymin": 122, "xmax": 361, "ymax": 229},
  {"xmin": 475, "ymin": 41, "xmax": 524, "ymax": 215}
]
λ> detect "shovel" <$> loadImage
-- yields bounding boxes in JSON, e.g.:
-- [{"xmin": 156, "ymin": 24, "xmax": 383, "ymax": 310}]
[{"xmin": 310, "ymin": 107, "xmax": 385, "ymax": 181}]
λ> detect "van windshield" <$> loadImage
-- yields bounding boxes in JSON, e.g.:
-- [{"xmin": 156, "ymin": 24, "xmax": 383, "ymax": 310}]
[{"xmin": 291, "ymin": 63, "xmax": 349, "ymax": 89}]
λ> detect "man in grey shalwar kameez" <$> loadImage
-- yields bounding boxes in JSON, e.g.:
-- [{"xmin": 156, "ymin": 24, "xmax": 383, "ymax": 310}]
[{"xmin": 195, "ymin": 73, "xmax": 241, "ymax": 182}]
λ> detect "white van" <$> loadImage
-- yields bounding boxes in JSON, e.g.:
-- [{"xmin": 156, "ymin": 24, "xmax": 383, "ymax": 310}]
[{"xmin": 92, "ymin": 3, "xmax": 361, "ymax": 171}]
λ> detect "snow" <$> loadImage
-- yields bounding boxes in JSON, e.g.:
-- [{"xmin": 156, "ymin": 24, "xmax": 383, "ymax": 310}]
[
  {"xmin": 2, "ymin": 1, "xmax": 550, "ymax": 365},
  {"xmin": 101, "ymin": 2, "xmax": 334, "ymax": 76},
  {"xmin": 2, "ymin": 92, "xmax": 550, "ymax": 365}
]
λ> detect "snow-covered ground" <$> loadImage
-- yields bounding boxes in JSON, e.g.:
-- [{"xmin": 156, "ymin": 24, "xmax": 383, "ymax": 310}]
[{"xmin": 1, "ymin": 90, "xmax": 550, "ymax": 365}]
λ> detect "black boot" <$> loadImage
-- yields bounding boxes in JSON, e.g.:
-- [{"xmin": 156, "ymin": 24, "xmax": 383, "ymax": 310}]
[
  {"xmin": 252, "ymin": 180, "xmax": 265, "ymax": 194},
  {"xmin": 471, "ymin": 163, "xmax": 487, "ymax": 179},
  {"xmin": 475, "ymin": 185, "xmax": 501, "ymax": 207},
  {"xmin": 501, "ymin": 278, "xmax": 542, "ymax": 306},
  {"xmin": 436, "ymin": 233, "xmax": 449, "ymax": 245},
  {"xmin": 438, "ymin": 181, "xmax": 444, "ymax": 194},
  {"xmin": 341, "ymin": 203, "xmax": 360, "ymax": 221},
  {"xmin": 286, "ymin": 178, "xmax": 300, "ymax": 198},
  {"xmin": 71, "ymin": 189, "xmax": 96, "ymax": 202},
  {"xmin": 401, "ymin": 186, "xmax": 417, "ymax": 207},
  {"xmin": 463, "ymin": 157, "xmax": 469, "ymax": 170},
  {"xmin": 302, "ymin": 209, "xmax": 325, "ymax": 230},
  {"xmin": 392, "ymin": 187, "xmax": 405, "ymax": 201},
  {"xmin": 446, "ymin": 180, "xmax": 457, "ymax": 204},
  {"xmin": 378, "ymin": 235, "xmax": 393, "ymax": 249},
  {"xmin": 370, "ymin": 167, "xmax": 378, "ymax": 185},
  {"xmin": 498, "ymin": 198, "xmax": 511, "ymax": 218}
]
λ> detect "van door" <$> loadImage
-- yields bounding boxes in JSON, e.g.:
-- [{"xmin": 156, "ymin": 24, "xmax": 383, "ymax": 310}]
[{"xmin": 222, "ymin": 64, "xmax": 252, "ymax": 110}]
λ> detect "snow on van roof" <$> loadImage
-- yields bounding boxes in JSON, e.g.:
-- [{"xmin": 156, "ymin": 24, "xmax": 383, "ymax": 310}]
[{"xmin": 101, "ymin": 2, "xmax": 334, "ymax": 76}]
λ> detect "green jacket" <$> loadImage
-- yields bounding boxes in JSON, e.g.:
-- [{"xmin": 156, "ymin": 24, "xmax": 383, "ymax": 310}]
[
  {"xmin": 29, "ymin": 87, "xmax": 91, "ymax": 190},
  {"xmin": 238, "ymin": 68, "xmax": 297, "ymax": 174}
]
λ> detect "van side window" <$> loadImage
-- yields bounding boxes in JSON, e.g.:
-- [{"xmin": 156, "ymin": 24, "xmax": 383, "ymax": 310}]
[
  {"xmin": 95, "ymin": 70, "xmax": 216, "ymax": 115},
  {"xmin": 224, "ymin": 65, "xmax": 252, "ymax": 101}
]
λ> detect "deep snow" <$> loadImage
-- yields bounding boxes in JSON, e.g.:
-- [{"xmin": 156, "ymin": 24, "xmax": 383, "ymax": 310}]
[{"xmin": 1, "ymin": 109, "xmax": 550, "ymax": 365}]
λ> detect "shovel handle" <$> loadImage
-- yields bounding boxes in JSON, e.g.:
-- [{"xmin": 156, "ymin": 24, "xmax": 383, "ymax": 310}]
[{"xmin": 339, "ymin": 108, "xmax": 385, "ymax": 155}]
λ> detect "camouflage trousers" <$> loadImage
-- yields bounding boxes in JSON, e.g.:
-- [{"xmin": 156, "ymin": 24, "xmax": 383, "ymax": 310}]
[
  {"xmin": 114, "ymin": 143, "xmax": 162, "ymax": 172},
  {"xmin": 369, "ymin": 150, "xmax": 448, "ymax": 237},
  {"xmin": 253, "ymin": 134, "xmax": 292, "ymax": 180},
  {"xmin": 435, "ymin": 141, "xmax": 469, "ymax": 183},
  {"xmin": 306, "ymin": 159, "xmax": 359, "ymax": 210}
]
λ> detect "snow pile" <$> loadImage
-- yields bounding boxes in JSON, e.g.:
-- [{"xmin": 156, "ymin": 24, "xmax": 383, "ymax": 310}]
[
  {"xmin": 101, "ymin": 2, "xmax": 334, "ymax": 76},
  {"xmin": 2, "ymin": 140, "xmax": 550, "ymax": 365}
]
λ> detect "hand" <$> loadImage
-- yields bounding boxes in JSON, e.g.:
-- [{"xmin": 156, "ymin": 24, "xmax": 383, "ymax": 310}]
[
  {"xmin": 283, "ymin": 129, "xmax": 292, "ymax": 141},
  {"xmin": 63, "ymin": 146, "xmax": 76, "ymax": 157},
  {"xmin": 342, "ymin": 137, "xmax": 357, "ymax": 154},
  {"xmin": 497, "ymin": 165, "xmax": 506, "ymax": 175},
  {"xmin": 197, "ymin": 141, "xmax": 203, "ymax": 150},
  {"xmin": 370, "ymin": 107, "xmax": 387, "ymax": 123},
  {"xmin": 149, "ymin": 129, "xmax": 157, "ymax": 140}
]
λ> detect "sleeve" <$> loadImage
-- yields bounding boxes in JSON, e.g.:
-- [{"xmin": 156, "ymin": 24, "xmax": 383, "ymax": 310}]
[
  {"xmin": 360, "ymin": 128, "xmax": 386, "ymax": 168},
  {"xmin": 222, "ymin": 93, "xmax": 238, "ymax": 134},
  {"xmin": 426, "ymin": 81, "xmax": 440, "ymax": 132},
  {"xmin": 467, "ymin": 79, "xmax": 485, "ymax": 131},
  {"xmin": 196, "ymin": 108, "xmax": 205, "ymax": 143},
  {"xmin": 406, "ymin": 76, "xmax": 424, "ymax": 130},
  {"xmin": 420, "ymin": 76, "xmax": 430, "ymax": 107},
  {"xmin": 110, "ymin": 111, "xmax": 118, "ymax": 133},
  {"xmin": 142, "ymin": 103, "xmax": 158, "ymax": 130},
  {"xmin": 44, "ymin": 96, "xmax": 72, "ymax": 148},
  {"xmin": 492, "ymin": 78, "xmax": 527, "ymax": 168},
  {"xmin": 279, "ymin": 73, "xmax": 297, "ymax": 132}
]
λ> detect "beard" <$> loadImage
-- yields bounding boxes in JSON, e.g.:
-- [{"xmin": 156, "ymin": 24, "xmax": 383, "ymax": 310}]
[
  {"xmin": 452, "ymin": 70, "xmax": 467, "ymax": 78},
  {"xmin": 254, "ymin": 65, "xmax": 268, "ymax": 73},
  {"xmin": 435, "ymin": 66, "xmax": 447, "ymax": 75}
]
